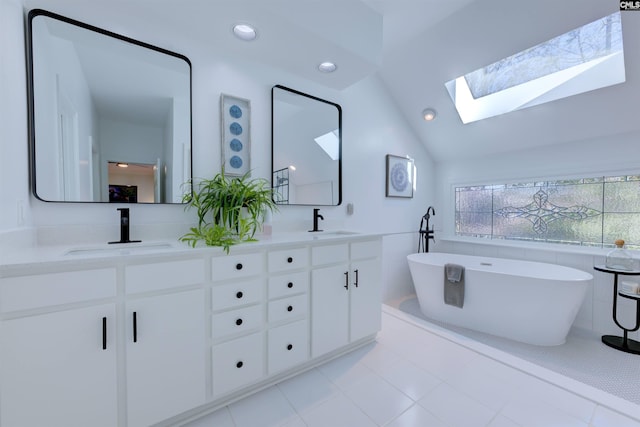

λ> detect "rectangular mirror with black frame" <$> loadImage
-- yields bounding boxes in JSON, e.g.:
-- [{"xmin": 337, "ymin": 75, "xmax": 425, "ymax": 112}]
[
  {"xmin": 27, "ymin": 9, "xmax": 192, "ymax": 203},
  {"xmin": 271, "ymin": 85, "xmax": 342, "ymax": 206}
]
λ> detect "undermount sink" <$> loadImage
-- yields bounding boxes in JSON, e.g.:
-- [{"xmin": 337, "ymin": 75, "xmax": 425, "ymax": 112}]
[
  {"xmin": 310, "ymin": 230, "xmax": 359, "ymax": 239},
  {"xmin": 64, "ymin": 241, "xmax": 176, "ymax": 256}
]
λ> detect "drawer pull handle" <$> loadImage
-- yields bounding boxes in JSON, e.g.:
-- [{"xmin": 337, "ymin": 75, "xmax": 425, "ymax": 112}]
[
  {"xmin": 354, "ymin": 269, "xmax": 359, "ymax": 288},
  {"xmin": 287, "ymin": 257, "xmax": 293, "ymax": 263},
  {"xmin": 287, "ymin": 305, "xmax": 293, "ymax": 312},
  {"xmin": 344, "ymin": 271, "xmax": 349, "ymax": 290},
  {"xmin": 236, "ymin": 263, "xmax": 243, "ymax": 270},
  {"xmin": 236, "ymin": 361, "xmax": 243, "ymax": 369},
  {"xmin": 287, "ymin": 344, "xmax": 293, "ymax": 351},
  {"xmin": 287, "ymin": 282, "xmax": 294, "ymax": 289},
  {"xmin": 133, "ymin": 311, "xmax": 138, "ymax": 343},
  {"xmin": 102, "ymin": 317, "xmax": 107, "ymax": 350},
  {"xmin": 236, "ymin": 318, "xmax": 243, "ymax": 326},
  {"xmin": 236, "ymin": 291, "xmax": 244, "ymax": 299}
]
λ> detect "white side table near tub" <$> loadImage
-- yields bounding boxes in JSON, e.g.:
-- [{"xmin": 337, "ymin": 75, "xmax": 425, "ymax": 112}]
[{"xmin": 593, "ymin": 265, "xmax": 640, "ymax": 355}]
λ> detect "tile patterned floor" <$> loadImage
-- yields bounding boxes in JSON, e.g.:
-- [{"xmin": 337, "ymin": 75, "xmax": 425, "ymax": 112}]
[
  {"xmin": 395, "ymin": 295, "xmax": 640, "ymax": 408},
  {"xmin": 183, "ymin": 310, "xmax": 640, "ymax": 427}
]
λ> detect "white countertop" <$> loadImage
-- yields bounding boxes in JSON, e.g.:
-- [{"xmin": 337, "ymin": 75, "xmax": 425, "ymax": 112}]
[{"xmin": 0, "ymin": 230, "xmax": 381, "ymax": 272}]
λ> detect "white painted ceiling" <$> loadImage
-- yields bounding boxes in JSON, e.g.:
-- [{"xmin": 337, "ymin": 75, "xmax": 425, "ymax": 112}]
[{"xmin": 24, "ymin": 0, "xmax": 640, "ymax": 162}]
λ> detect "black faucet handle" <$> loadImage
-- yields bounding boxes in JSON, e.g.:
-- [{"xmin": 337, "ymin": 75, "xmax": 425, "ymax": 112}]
[
  {"xmin": 309, "ymin": 208, "xmax": 324, "ymax": 232},
  {"xmin": 117, "ymin": 208, "xmax": 130, "ymax": 225},
  {"xmin": 109, "ymin": 207, "xmax": 140, "ymax": 244}
]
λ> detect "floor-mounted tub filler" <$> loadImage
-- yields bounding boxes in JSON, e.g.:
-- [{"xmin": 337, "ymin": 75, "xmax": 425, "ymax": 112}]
[{"xmin": 407, "ymin": 252, "xmax": 593, "ymax": 346}]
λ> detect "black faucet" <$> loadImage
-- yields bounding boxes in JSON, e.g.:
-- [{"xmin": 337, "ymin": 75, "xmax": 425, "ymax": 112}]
[
  {"xmin": 109, "ymin": 208, "xmax": 141, "ymax": 244},
  {"xmin": 419, "ymin": 206, "xmax": 436, "ymax": 252},
  {"xmin": 309, "ymin": 208, "xmax": 324, "ymax": 232}
]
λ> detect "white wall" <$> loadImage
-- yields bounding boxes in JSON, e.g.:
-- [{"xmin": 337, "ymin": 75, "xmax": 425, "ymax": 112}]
[
  {"xmin": 0, "ymin": 0, "xmax": 32, "ymax": 244},
  {"xmin": 0, "ymin": 0, "xmax": 436, "ymax": 297}
]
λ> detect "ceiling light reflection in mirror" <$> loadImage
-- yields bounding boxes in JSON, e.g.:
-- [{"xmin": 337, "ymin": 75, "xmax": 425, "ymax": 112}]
[{"xmin": 445, "ymin": 12, "xmax": 624, "ymax": 124}]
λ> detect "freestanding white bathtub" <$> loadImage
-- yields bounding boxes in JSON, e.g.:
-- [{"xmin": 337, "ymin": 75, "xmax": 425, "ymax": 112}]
[{"xmin": 407, "ymin": 252, "xmax": 593, "ymax": 346}]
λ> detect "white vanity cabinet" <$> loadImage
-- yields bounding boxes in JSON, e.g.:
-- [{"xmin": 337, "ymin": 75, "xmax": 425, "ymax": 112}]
[
  {"xmin": 267, "ymin": 247, "xmax": 310, "ymax": 374},
  {"xmin": 211, "ymin": 252, "xmax": 267, "ymax": 397},
  {"xmin": 310, "ymin": 239, "xmax": 382, "ymax": 358},
  {"xmin": 124, "ymin": 259, "xmax": 206, "ymax": 427},
  {"xmin": 0, "ymin": 269, "xmax": 118, "ymax": 427},
  {"xmin": 0, "ymin": 233, "xmax": 382, "ymax": 426},
  {"xmin": 349, "ymin": 241, "xmax": 383, "ymax": 341}
]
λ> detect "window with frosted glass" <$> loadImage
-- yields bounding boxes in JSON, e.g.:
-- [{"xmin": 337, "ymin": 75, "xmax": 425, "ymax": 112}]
[{"xmin": 455, "ymin": 175, "xmax": 640, "ymax": 249}]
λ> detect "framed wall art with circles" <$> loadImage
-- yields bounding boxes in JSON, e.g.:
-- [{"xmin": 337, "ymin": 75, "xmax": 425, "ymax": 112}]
[
  {"xmin": 221, "ymin": 94, "xmax": 251, "ymax": 176},
  {"xmin": 385, "ymin": 154, "xmax": 415, "ymax": 198}
]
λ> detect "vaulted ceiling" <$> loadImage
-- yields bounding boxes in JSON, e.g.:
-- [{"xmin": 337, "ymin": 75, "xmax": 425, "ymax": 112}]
[{"xmin": 24, "ymin": 0, "xmax": 640, "ymax": 162}]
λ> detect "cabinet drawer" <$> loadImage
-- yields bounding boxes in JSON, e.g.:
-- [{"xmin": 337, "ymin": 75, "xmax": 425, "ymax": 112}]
[
  {"xmin": 211, "ymin": 278, "xmax": 263, "ymax": 311},
  {"xmin": 268, "ymin": 247, "xmax": 308, "ymax": 272},
  {"xmin": 350, "ymin": 240, "xmax": 381, "ymax": 260},
  {"xmin": 211, "ymin": 252, "xmax": 263, "ymax": 282},
  {"xmin": 268, "ymin": 320, "xmax": 309, "ymax": 374},
  {"xmin": 268, "ymin": 271, "xmax": 309, "ymax": 300},
  {"xmin": 212, "ymin": 332, "xmax": 264, "ymax": 397},
  {"xmin": 0, "ymin": 268, "xmax": 116, "ymax": 313},
  {"xmin": 212, "ymin": 305, "xmax": 262, "ymax": 341},
  {"xmin": 268, "ymin": 294, "xmax": 307, "ymax": 324},
  {"xmin": 125, "ymin": 259, "xmax": 204, "ymax": 294},
  {"xmin": 311, "ymin": 244, "xmax": 348, "ymax": 266}
]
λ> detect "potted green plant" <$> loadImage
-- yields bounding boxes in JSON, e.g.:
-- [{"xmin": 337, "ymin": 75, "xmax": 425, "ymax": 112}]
[{"xmin": 181, "ymin": 170, "xmax": 277, "ymax": 252}]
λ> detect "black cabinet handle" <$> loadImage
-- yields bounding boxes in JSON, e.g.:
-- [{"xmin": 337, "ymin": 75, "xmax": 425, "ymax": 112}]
[
  {"xmin": 287, "ymin": 305, "xmax": 293, "ymax": 312},
  {"xmin": 287, "ymin": 344, "xmax": 293, "ymax": 351},
  {"xmin": 287, "ymin": 282, "xmax": 293, "ymax": 289},
  {"xmin": 236, "ymin": 263, "xmax": 243, "ymax": 270},
  {"xmin": 133, "ymin": 311, "xmax": 138, "ymax": 343},
  {"xmin": 287, "ymin": 257, "xmax": 293, "ymax": 263},
  {"xmin": 344, "ymin": 272, "xmax": 349, "ymax": 290},
  {"xmin": 354, "ymin": 269, "xmax": 359, "ymax": 288},
  {"xmin": 102, "ymin": 317, "xmax": 107, "ymax": 350},
  {"xmin": 236, "ymin": 361, "xmax": 243, "ymax": 369},
  {"xmin": 236, "ymin": 291, "xmax": 244, "ymax": 299},
  {"xmin": 236, "ymin": 318, "xmax": 243, "ymax": 326}
]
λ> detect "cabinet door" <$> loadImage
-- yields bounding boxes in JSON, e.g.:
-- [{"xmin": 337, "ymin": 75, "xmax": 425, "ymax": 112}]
[
  {"xmin": 311, "ymin": 264, "xmax": 349, "ymax": 357},
  {"xmin": 350, "ymin": 258, "xmax": 382, "ymax": 342},
  {"xmin": 0, "ymin": 304, "xmax": 117, "ymax": 427},
  {"xmin": 126, "ymin": 289, "xmax": 205, "ymax": 427}
]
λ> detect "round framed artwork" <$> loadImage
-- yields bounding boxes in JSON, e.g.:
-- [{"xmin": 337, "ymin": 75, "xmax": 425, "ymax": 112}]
[
  {"xmin": 221, "ymin": 94, "xmax": 251, "ymax": 176},
  {"xmin": 385, "ymin": 154, "xmax": 414, "ymax": 198}
]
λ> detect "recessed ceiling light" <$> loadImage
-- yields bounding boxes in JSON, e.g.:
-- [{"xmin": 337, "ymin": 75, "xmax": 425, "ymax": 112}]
[
  {"xmin": 422, "ymin": 108, "xmax": 437, "ymax": 121},
  {"xmin": 232, "ymin": 24, "xmax": 257, "ymax": 41},
  {"xmin": 318, "ymin": 62, "xmax": 337, "ymax": 73}
]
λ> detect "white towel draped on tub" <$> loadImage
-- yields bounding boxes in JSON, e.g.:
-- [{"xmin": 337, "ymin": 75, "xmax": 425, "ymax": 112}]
[{"xmin": 444, "ymin": 263, "xmax": 465, "ymax": 308}]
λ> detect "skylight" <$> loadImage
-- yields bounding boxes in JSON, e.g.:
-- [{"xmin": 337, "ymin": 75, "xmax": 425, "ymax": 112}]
[
  {"xmin": 445, "ymin": 12, "xmax": 625, "ymax": 124},
  {"xmin": 314, "ymin": 129, "xmax": 340, "ymax": 160}
]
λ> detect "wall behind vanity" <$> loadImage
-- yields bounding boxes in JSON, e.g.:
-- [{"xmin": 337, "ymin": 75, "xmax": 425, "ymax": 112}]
[
  {"xmin": 0, "ymin": 0, "xmax": 435, "ymax": 249},
  {"xmin": 0, "ymin": 0, "xmax": 436, "ymax": 305}
]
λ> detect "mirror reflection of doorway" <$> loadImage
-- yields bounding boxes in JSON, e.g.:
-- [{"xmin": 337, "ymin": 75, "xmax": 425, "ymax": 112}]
[
  {"xmin": 57, "ymin": 82, "xmax": 81, "ymax": 200},
  {"xmin": 107, "ymin": 161, "xmax": 159, "ymax": 203}
]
